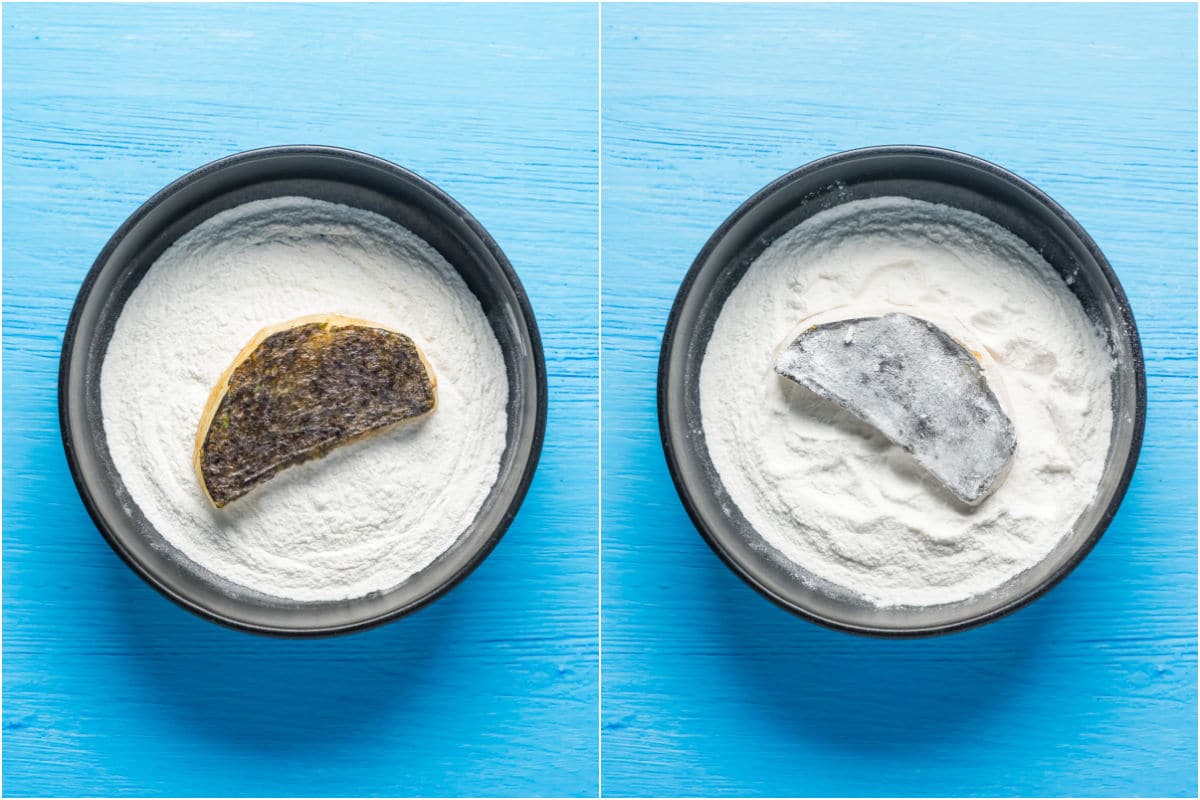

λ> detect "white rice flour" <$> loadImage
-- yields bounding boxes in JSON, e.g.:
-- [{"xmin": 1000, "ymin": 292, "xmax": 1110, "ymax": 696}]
[
  {"xmin": 700, "ymin": 197, "xmax": 1113, "ymax": 607},
  {"xmin": 101, "ymin": 197, "xmax": 508, "ymax": 602}
]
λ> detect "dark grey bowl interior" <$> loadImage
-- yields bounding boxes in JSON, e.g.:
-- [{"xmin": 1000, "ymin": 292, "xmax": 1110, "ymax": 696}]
[
  {"xmin": 659, "ymin": 145, "xmax": 1145, "ymax": 637},
  {"xmin": 60, "ymin": 146, "xmax": 547, "ymax": 636}
]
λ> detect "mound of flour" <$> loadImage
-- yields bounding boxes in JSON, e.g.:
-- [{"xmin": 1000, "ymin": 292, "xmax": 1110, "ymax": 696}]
[
  {"xmin": 101, "ymin": 197, "xmax": 508, "ymax": 602},
  {"xmin": 699, "ymin": 196, "xmax": 1113, "ymax": 607}
]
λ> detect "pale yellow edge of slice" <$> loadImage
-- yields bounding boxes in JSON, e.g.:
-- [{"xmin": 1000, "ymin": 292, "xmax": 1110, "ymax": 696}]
[{"xmin": 192, "ymin": 313, "xmax": 439, "ymax": 508}]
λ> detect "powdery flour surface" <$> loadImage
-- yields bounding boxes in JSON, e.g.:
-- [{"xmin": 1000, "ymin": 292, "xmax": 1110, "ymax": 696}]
[
  {"xmin": 699, "ymin": 197, "xmax": 1113, "ymax": 607},
  {"xmin": 101, "ymin": 197, "xmax": 508, "ymax": 602}
]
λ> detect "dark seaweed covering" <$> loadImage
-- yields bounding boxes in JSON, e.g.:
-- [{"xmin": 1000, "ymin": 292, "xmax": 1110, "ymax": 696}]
[{"xmin": 199, "ymin": 322, "xmax": 435, "ymax": 507}]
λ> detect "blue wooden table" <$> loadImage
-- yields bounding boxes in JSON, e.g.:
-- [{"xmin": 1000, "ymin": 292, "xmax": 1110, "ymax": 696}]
[
  {"xmin": 600, "ymin": 3, "xmax": 1196, "ymax": 797},
  {"xmin": 3, "ymin": 4, "xmax": 598, "ymax": 796},
  {"xmin": 5, "ymin": 2, "xmax": 1197, "ymax": 798}
]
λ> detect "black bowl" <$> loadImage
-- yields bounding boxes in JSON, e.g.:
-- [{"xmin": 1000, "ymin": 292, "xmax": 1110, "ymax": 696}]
[
  {"xmin": 659, "ymin": 145, "xmax": 1145, "ymax": 637},
  {"xmin": 60, "ymin": 145, "xmax": 547, "ymax": 636}
]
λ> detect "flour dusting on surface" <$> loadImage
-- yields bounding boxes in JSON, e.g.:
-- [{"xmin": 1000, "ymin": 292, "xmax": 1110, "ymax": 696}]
[
  {"xmin": 101, "ymin": 196, "xmax": 508, "ymax": 602},
  {"xmin": 699, "ymin": 196, "xmax": 1113, "ymax": 607}
]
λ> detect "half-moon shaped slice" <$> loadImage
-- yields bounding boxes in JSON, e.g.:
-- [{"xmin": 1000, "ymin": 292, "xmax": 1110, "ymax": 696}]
[
  {"xmin": 194, "ymin": 314, "xmax": 437, "ymax": 507},
  {"xmin": 774, "ymin": 312, "xmax": 1016, "ymax": 505}
]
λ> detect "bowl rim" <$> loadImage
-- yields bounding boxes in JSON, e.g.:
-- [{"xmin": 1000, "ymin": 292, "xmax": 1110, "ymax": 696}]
[
  {"xmin": 58, "ymin": 144, "xmax": 548, "ymax": 637},
  {"xmin": 657, "ymin": 144, "xmax": 1147, "ymax": 637}
]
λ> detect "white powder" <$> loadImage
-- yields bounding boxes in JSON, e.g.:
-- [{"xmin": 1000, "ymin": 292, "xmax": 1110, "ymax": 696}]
[
  {"xmin": 101, "ymin": 196, "xmax": 508, "ymax": 602},
  {"xmin": 700, "ymin": 196, "xmax": 1113, "ymax": 607}
]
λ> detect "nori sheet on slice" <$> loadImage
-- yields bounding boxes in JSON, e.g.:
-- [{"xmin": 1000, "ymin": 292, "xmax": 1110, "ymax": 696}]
[{"xmin": 197, "ymin": 321, "xmax": 436, "ymax": 507}]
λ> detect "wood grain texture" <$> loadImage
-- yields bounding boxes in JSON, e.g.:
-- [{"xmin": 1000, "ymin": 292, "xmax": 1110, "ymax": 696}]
[
  {"xmin": 600, "ymin": 3, "xmax": 1196, "ymax": 797},
  {"xmin": 3, "ymin": 4, "xmax": 597, "ymax": 797}
]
